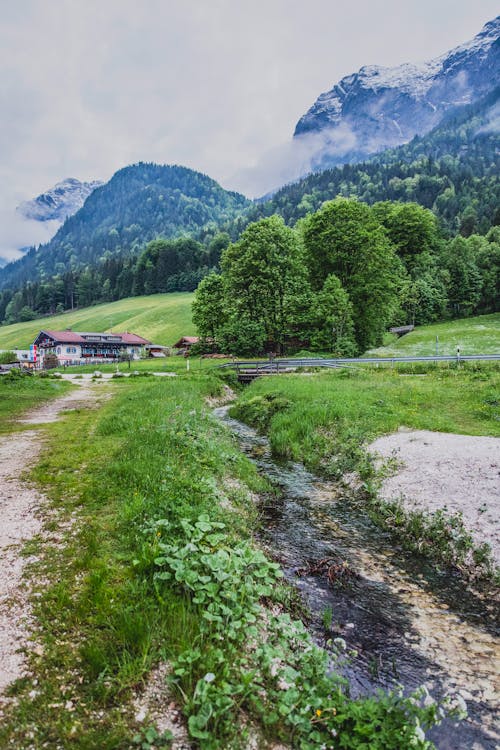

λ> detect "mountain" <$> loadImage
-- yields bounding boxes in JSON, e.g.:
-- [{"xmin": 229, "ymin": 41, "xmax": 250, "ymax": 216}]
[
  {"xmin": 17, "ymin": 178, "xmax": 103, "ymax": 223},
  {"xmin": 293, "ymin": 16, "xmax": 499, "ymax": 170},
  {"xmin": 0, "ymin": 163, "xmax": 250, "ymax": 290},
  {"xmin": 240, "ymin": 89, "xmax": 500, "ymax": 236}
]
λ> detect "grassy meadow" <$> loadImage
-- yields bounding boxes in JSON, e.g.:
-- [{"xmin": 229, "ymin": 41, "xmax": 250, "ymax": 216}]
[
  {"xmin": 0, "ymin": 372, "xmax": 449, "ymax": 749},
  {"xmin": 231, "ymin": 364, "xmax": 500, "ymax": 574},
  {"xmin": 0, "ymin": 292, "xmax": 195, "ymax": 350},
  {"xmin": 0, "ymin": 372, "xmax": 71, "ymax": 432},
  {"xmin": 232, "ymin": 365, "xmax": 500, "ymax": 475},
  {"xmin": 367, "ymin": 313, "xmax": 500, "ymax": 357}
]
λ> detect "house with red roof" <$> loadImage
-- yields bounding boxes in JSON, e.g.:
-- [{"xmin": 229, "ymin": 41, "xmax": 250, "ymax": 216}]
[{"xmin": 32, "ymin": 330, "xmax": 151, "ymax": 366}]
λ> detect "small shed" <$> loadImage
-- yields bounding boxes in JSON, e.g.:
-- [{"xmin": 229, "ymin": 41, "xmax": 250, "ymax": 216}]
[
  {"xmin": 145, "ymin": 344, "xmax": 170, "ymax": 358},
  {"xmin": 172, "ymin": 336, "xmax": 199, "ymax": 355},
  {"xmin": 389, "ymin": 325, "xmax": 415, "ymax": 337}
]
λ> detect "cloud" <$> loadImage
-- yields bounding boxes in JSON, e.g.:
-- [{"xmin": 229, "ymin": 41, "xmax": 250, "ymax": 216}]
[
  {"xmin": 476, "ymin": 100, "xmax": 500, "ymax": 134},
  {"xmin": 229, "ymin": 124, "xmax": 360, "ymax": 197},
  {"xmin": 0, "ymin": 1, "xmax": 498, "ymax": 259},
  {"xmin": 0, "ymin": 208, "xmax": 60, "ymax": 265}
]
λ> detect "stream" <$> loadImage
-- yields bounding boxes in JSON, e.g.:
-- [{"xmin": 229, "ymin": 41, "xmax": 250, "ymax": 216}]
[{"xmin": 213, "ymin": 406, "xmax": 499, "ymax": 750}]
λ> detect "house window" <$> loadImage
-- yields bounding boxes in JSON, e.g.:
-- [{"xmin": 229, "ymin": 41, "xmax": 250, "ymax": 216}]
[{"xmin": 57, "ymin": 347, "xmax": 61, "ymax": 354}]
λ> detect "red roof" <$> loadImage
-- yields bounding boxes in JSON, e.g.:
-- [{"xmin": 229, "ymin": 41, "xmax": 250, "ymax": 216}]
[
  {"xmin": 173, "ymin": 336, "xmax": 199, "ymax": 349},
  {"xmin": 34, "ymin": 330, "xmax": 151, "ymax": 345},
  {"xmin": 40, "ymin": 330, "xmax": 86, "ymax": 343},
  {"xmin": 174, "ymin": 336, "xmax": 199, "ymax": 345},
  {"xmin": 115, "ymin": 332, "xmax": 151, "ymax": 344}
]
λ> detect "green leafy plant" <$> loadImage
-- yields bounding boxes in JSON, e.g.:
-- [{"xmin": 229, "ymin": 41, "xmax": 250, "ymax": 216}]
[
  {"xmin": 132, "ymin": 725, "xmax": 173, "ymax": 749},
  {"xmin": 152, "ymin": 514, "xmax": 455, "ymax": 749}
]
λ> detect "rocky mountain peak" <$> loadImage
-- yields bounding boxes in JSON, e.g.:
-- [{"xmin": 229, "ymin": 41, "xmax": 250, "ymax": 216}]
[
  {"xmin": 293, "ymin": 16, "xmax": 499, "ymax": 169},
  {"xmin": 17, "ymin": 177, "xmax": 104, "ymax": 223}
]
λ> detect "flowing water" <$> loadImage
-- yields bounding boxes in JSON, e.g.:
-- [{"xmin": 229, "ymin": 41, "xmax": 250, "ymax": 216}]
[{"xmin": 213, "ymin": 406, "xmax": 500, "ymax": 750}]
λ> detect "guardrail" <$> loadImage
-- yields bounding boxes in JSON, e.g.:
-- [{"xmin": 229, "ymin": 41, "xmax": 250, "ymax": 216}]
[{"xmin": 219, "ymin": 353, "xmax": 500, "ymax": 377}]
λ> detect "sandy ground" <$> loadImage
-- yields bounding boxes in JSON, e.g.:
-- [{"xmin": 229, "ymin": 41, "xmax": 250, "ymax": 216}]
[
  {"xmin": 369, "ymin": 428, "xmax": 500, "ymax": 565},
  {"xmin": 0, "ymin": 383, "xmax": 106, "ymax": 706}
]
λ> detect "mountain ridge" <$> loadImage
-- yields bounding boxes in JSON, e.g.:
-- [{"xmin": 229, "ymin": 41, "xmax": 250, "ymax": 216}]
[
  {"xmin": 293, "ymin": 16, "xmax": 499, "ymax": 170},
  {"xmin": 0, "ymin": 163, "xmax": 250, "ymax": 290}
]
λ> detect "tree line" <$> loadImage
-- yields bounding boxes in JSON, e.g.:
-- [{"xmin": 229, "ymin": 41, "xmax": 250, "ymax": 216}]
[
  {"xmin": 192, "ymin": 199, "xmax": 500, "ymax": 356},
  {"xmin": 0, "ymin": 236, "xmax": 226, "ymax": 325}
]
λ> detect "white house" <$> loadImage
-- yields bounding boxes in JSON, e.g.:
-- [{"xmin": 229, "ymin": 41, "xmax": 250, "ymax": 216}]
[{"xmin": 32, "ymin": 330, "xmax": 151, "ymax": 366}]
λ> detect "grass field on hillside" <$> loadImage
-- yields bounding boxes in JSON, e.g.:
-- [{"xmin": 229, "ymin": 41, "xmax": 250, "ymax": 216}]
[
  {"xmin": 0, "ymin": 293, "xmax": 195, "ymax": 350},
  {"xmin": 367, "ymin": 313, "xmax": 500, "ymax": 357}
]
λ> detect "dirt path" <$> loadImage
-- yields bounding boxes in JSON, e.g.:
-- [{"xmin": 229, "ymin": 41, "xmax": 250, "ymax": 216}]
[{"xmin": 0, "ymin": 383, "xmax": 107, "ymax": 706}]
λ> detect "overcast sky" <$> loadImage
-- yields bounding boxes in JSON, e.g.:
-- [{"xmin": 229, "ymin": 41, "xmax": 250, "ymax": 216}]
[{"xmin": 0, "ymin": 0, "xmax": 498, "ymax": 261}]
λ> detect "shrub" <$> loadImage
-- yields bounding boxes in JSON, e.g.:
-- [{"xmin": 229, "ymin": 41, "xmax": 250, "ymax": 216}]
[{"xmin": 0, "ymin": 350, "xmax": 18, "ymax": 365}]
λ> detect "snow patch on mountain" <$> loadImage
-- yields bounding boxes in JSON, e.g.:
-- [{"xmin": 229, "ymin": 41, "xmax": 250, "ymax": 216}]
[
  {"xmin": 293, "ymin": 16, "xmax": 500, "ymax": 170},
  {"xmin": 17, "ymin": 178, "xmax": 103, "ymax": 223}
]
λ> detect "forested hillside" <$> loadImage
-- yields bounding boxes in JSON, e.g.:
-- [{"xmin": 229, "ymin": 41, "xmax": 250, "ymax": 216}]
[
  {"xmin": 242, "ymin": 90, "xmax": 500, "ymax": 237},
  {"xmin": 0, "ymin": 93, "xmax": 498, "ymax": 328},
  {"xmin": 0, "ymin": 163, "xmax": 249, "ymax": 290}
]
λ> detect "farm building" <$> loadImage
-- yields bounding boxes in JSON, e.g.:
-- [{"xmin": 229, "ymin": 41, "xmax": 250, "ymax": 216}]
[
  {"xmin": 172, "ymin": 336, "xmax": 199, "ymax": 355},
  {"xmin": 144, "ymin": 344, "xmax": 171, "ymax": 358},
  {"xmin": 33, "ymin": 330, "xmax": 151, "ymax": 366}
]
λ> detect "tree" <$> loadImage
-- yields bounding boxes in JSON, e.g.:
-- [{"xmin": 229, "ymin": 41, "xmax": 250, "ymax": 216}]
[
  {"xmin": 309, "ymin": 275, "xmax": 357, "ymax": 355},
  {"xmin": 220, "ymin": 215, "xmax": 309, "ymax": 354},
  {"xmin": 302, "ymin": 199, "xmax": 403, "ymax": 350},
  {"xmin": 440, "ymin": 236, "xmax": 482, "ymax": 317},
  {"xmin": 4, "ymin": 291, "xmax": 24, "ymax": 323},
  {"xmin": 470, "ymin": 232, "xmax": 500, "ymax": 313},
  {"xmin": 19, "ymin": 306, "xmax": 36, "ymax": 322},
  {"xmin": 372, "ymin": 201, "xmax": 441, "ymax": 273},
  {"xmin": 192, "ymin": 273, "xmax": 226, "ymax": 341}
]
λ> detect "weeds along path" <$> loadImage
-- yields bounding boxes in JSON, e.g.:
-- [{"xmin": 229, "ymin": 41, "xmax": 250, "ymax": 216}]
[{"xmin": 0, "ymin": 382, "xmax": 109, "ymax": 707}]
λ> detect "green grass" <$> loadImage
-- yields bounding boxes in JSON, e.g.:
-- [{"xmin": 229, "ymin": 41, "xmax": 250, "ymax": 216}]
[
  {"xmin": 0, "ymin": 373, "xmax": 71, "ymax": 432},
  {"xmin": 54, "ymin": 355, "xmax": 233, "ymax": 375},
  {"xmin": 367, "ymin": 313, "xmax": 500, "ymax": 357},
  {"xmin": 232, "ymin": 366, "xmax": 500, "ymax": 476},
  {"xmin": 231, "ymin": 364, "xmax": 500, "ymax": 575},
  {"xmin": 0, "ymin": 373, "xmax": 449, "ymax": 749},
  {"xmin": 0, "ymin": 375, "xmax": 269, "ymax": 748},
  {"xmin": 0, "ymin": 292, "xmax": 195, "ymax": 350}
]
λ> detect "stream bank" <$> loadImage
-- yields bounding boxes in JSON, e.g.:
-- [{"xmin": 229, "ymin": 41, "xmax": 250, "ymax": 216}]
[{"xmin": 213, "ymin": 406, "xmax": 499, "ymax": 750}]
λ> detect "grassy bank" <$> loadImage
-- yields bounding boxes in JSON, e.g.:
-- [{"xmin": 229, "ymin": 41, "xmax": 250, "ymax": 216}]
[
  {"xmin": 0, "ymin": 373, "xmax": 451, "ymax": 749},
  {"xmin": 0, "ymin": 372, "xmax": 71, "ymax": 432},
  {"xmin": 230, "ymin": 364, "xmax": 500, "ymax": 575},
  {"xmin": 367, "ymin": 313, "xmax": 500, "ymax": 357}
]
